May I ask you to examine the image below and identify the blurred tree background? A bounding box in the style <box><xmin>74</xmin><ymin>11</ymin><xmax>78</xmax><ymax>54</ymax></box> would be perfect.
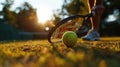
<box><xmin>0</xmin><ymin>0</ymin><xmax>120</xmax><ymax>41</ymax></box>
<box><xmin>0</xmin><ymin>0</ymin><xmax>19</xmax><ymax>40</ymax></box>
<box><xmin>0</xmin><ymin>0</ymin><xmax>47</xmax><ymax>40</ymax></box>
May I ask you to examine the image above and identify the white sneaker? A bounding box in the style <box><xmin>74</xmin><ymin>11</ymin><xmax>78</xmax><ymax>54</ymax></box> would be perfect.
<box><xmin>82</xmin><ymin>29</ymin><xmax>100</xmax><ymax>41</ymax></box>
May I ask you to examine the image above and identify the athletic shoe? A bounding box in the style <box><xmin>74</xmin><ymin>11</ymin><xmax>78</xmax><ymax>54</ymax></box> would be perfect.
<box><xmin>82</xmin><ymin>29</ymin><xmax>100</xmax><ymax>41</ymax></box>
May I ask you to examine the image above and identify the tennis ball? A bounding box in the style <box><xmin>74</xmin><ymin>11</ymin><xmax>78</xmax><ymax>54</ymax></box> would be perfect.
<box><xmin>62</xmin><ymin>31</ymin><xmax>78</xmax><ymax>47</ymax></box>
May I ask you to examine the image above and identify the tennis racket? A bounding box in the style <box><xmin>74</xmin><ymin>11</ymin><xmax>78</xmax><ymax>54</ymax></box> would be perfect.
<box><xmin>48</xmin><ymin>12</ymin><xmax>95</xmax><ymax>43</ymax></box>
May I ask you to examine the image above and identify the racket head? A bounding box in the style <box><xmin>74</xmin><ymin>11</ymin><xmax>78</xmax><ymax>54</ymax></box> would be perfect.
<box><xmin>48</xmin><ymin>15</ymin><xmax>85</xmax><ymax>43</ymax></box>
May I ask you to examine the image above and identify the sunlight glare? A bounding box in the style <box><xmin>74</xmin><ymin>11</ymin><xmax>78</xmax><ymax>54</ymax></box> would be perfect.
<box><xmin>45</xmin><ymin>27</ymin><xmax>50</xmax><ymax>31</ymax></box>
<box><xmin>37</xmin><ymin>9</ymin><xmax>51</xmax><ymax>24</ymax></box>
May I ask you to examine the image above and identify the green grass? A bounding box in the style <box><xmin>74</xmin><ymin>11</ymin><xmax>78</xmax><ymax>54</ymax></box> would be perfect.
<box><xmin>0</xmin><ymin>38</ymin><xmax>120</xmax><ymax>67</ymax></box>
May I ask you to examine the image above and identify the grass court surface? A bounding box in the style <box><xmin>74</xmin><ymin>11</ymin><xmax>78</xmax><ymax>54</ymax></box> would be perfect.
<box><xmin>0</xmin><ymin>37</ymin><xmax>120</xmax><ymax>67</ymax></box>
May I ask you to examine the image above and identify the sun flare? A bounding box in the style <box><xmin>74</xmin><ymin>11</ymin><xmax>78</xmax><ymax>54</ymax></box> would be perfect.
<box><xmin>37</xmin><ymin>8</ymin><xmax>51</xmax><ymax>24</ymax></box>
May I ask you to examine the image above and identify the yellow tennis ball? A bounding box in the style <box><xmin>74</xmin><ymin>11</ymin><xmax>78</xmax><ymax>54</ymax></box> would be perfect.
<box><xmin>62</xmin><ymin>31</ymin><xmax>78</xmax><ymax>47</ymax></box>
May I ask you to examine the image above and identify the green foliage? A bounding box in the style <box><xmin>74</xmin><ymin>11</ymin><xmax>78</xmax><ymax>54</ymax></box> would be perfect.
<box><xmin>0</xmin><ymin>0</ymin><xmax>20</xmax><ymax>41</ymax></box>
<box><xmin>16</xmin><ymin>2</ymin><xmax>38</xmax><ymax>32</ymax></box>
<box><xmin>63</xmin><ymin>0</ymin><xmax>84</xmax><ymax>15</ymax></box>
<box><xmin>17</xmin><ymin>2</ymin><xmax>35</xmax><ymax>11</ymax></box>
<box><xmin>0</xmin><ymin>1</ymin><xmax>42</xmax><ymax>40</ymax></box>
<box><xmin>0</xmin><ymin>0</ymin><xmax>17</xmax><ymax>27</ymax></box>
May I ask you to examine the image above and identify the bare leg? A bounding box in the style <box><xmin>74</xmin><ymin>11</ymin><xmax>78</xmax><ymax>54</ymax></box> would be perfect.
<box><xmin>82</xmin><ymin>0</ymin><xmax>105</xmax><ymax>41</ymax></box>
<box><xmin>89</xmin><ymin>0</ymin><xmax>105</xmax><ymax>31</ymax></box>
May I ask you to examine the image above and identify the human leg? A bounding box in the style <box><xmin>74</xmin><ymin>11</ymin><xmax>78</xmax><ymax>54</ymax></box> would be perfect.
<box><xmin>90</xmin><ymin>0</ymin><xmax>105</xmax><ymax>31</ymax></box>
<box><xmin>82</xmin><ymin>0</ymin><xmax>105</xmax><ymax>40</ymax></box>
